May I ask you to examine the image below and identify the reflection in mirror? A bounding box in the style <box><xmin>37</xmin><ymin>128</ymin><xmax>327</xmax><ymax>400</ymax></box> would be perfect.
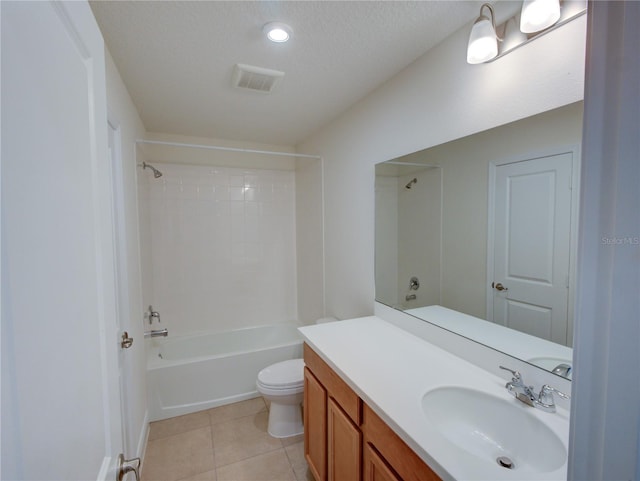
<box><xmin>375</xmin><ymin>102</ymin><xmax>583</xmax><ymax>379</ymax></box>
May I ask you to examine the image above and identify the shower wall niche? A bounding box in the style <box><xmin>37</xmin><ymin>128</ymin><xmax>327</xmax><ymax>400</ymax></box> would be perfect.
<box><xmin>138</xmin><ymin>158</ymin><xmax>298</xmax><ymax>338</ymax></box>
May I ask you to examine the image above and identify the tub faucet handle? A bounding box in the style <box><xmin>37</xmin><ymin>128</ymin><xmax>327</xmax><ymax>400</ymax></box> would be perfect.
<box><xmin>147</xmin><ymin>305</ymin><xmax>160</xmax><ymax>324</ymax></box>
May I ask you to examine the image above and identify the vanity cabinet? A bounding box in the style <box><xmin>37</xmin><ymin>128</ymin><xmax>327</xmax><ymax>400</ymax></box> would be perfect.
<box><xmin>328</xmin><ymin>397</ymin><xmax>362</xmax><ymax>480</ymax></box>
<box><xmin>363</xmin><ymin>443</ymin><xmax>401</xmax><ymax>481</ymax></box>
<box><xmin>363</xmin><ymin>404</ymin><xmax>440</xmax><ymax>481</ymax></box>
<box><xmin>304</xmin><ymin>366</ymin><xmax>327</xmax><ymax>481</ymax></box>
<box><xmin>303</xmin><ymin>342</ymin><xmax>440</xmax><ymax>481</ymax></box>
<box><xmin>304</xmin><ymin>343</ymin><xmax>362</xmax><ymax>481</ymax></box>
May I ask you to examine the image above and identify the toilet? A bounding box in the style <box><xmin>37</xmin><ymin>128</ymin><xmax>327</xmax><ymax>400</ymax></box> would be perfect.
<box><xmin>256</xmin><ymin>358</ymin><xmax>305</xmax><ymax>438</ymax></box>
<box><xmin>256</xmin><ymin>317</ymin><xmax>336</xmax><ymax>438</ymax></box>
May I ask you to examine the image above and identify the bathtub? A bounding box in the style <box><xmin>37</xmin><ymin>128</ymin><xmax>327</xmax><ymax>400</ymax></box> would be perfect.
<box><xmin>146</xmin><ymin>322</ymin><xmax>303</xmax><ymax>421</ymax></box>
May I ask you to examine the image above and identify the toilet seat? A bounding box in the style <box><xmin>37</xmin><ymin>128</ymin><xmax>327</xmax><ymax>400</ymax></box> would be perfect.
<box><xmin>257</xmin><ymin>358</ymin><xmax>304</xmax><ymax>390</ymax></box>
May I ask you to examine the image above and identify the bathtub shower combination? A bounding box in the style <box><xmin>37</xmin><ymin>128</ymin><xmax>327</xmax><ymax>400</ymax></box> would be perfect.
<box><xmin>137</xmin><ymin>151</ymin><xmax>319</xmax><ymax>422</ymax></box>
<box><xmin>146</xmin><ymin>323</ymin><xmax>303</xmax><ymax>421</ymax></box>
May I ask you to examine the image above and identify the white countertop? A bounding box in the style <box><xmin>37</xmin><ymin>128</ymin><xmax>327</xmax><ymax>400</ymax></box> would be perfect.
<box><xmin>299</xmin><ymin>316</ymin><xmax>570</xmax><ymax>481</ymax></box>
<box><xmin>405</xmin><ymin>305</ymin><xmax>573</xmax><ymax>375</ymax></box>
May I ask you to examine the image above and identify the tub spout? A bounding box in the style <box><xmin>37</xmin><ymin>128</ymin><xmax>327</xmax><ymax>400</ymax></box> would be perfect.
<box><xmin>145</xmin><ymin>328</ymin><xmax>168</xmax><ymax>339</ymax></box>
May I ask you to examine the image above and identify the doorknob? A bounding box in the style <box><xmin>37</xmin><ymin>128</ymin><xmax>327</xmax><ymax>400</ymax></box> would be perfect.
<box><xmin>121</xmin><ymin>332</ymin><xmax>134</xmax><ymax>349</ymax></box>
<box><xmin>492</xmin><ymin>282</ymin><xmax>509</xmax><ymax>291</ymax></box>
<box><xmin>117</xmin><ymin>453</ymin><xmax>140</xmax><ymax>481</ymax></box>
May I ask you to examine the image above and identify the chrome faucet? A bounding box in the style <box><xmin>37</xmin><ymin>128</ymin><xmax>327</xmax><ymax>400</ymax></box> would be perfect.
<box><xmin>144</xmin><ymin>328</ymin><xmax>168</xmax><ymax>339</ymax></box>
<box><xmin>499</xmin><ymin>366</ymin><xmax>570</xmax><ymax>413</ymax></box>
<box><xmin>551</xmin><ymin>363</ymin><xmax>572</xmax><ymax>378</ymax></box>
<box><xmin>499</xmin><ymin>366</ymin><xmax>537</xmax><ymax>407</ymax></box>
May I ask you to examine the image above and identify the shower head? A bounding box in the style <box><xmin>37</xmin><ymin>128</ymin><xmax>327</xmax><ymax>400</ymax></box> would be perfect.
<box><xmin>405</xmin><ymin>178</ymin><xmax>417</xmax><ymax>189</ymax></box>
<box><xmin>142</xmin><ymin>161</ymin><xmax>163</xmax><ymax>178</ymax></box>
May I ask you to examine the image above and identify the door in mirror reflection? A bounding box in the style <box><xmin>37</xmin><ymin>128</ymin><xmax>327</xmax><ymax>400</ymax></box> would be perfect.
<box><xmin>489</xmin><ymin>152</ymin><xmax>574</xmax><ymax>345</ymax></box>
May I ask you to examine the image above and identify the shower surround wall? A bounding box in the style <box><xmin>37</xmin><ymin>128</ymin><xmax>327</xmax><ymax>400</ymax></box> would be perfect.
<box><xmin>142</xmin><ymin>162</ymin><xmax>297</xmax><ymax>337</ymax></box>
<box><xmin>375</xmin><ymin>169</ymin><xmax>442</xmax><ymax>309</ymax></box>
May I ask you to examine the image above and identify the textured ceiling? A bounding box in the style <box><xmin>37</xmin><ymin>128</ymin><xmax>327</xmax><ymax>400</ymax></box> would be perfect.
<box><xmin>91</xmin><ymin>1</ymin><xmax>483</xmax><ymax>146</ymax></box>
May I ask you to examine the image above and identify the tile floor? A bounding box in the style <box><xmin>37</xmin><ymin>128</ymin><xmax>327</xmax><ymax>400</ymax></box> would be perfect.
<box><xmin>141</xmin><ymin>397</ymin><xmax>313</xmax><ymax>481</ymax></box>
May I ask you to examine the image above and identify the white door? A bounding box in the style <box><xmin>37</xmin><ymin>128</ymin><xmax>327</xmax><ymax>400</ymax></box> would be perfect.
<box><xmin>1</xmin><ymin>1</ymin><xmax>127</xmax><ymax>479</ymax></box>
<box><xmin>488</xmin><ymin>152</ymin><xmax>574</xmax><ymax>344</ymax></box>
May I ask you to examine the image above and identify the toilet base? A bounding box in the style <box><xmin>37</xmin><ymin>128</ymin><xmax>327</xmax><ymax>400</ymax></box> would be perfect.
<box><xmin>267</xmin><ymin>402</ymin><xmax>303</xmax><ymax>438</ymax></box>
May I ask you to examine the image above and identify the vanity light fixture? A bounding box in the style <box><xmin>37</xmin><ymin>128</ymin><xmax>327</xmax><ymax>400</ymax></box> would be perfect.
<box><xmin>520</xmin><ymin>0</ymin><xmax>561</xmax><ymax>33</ymax></box>
<box><xmin>467</xmin><ymin>3</ymin><xmax>501</xmax><ymax>64</ymax></box>
<box><xmin>263</xmin><ymin>22</ymin><xmax>292</xmax><ymax>43</ymax></box>
<box><xmin>502</xmin><ymin>16</ymin><xmax>528</xmax><ymax>53</ymax></box>
<box><xmin>467</xmin><ymin>0</ymin><xmax>584</xmax><ymax>64</ymax></box>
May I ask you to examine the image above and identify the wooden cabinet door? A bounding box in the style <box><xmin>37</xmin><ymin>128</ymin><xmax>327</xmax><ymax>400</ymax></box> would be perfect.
<box><xmin>328</xmin><ymin>398</ymin><xmax>362</xmax><ymax>481</ymax></box>
<box><xmin>305</xmin><ymin>367</ymin><xmax>327</xmax><ymax>481</ymax></box>
<box><xmin>363</xmin><ymin>404</ymin><xmax>441</xmax><ymax>481</ymax></box>
<box><xmin>363</xmin><ymin>443</ymin><xmax>402</xmax><ymax>481</ymax></box>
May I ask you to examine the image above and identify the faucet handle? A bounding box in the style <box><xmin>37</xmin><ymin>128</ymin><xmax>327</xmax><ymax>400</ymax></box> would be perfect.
<box><xmin>535</xmin><ymin>385</ymin><xmax>571</xmax><ymax>413</ymax></box>
<box><xmin>539</xmin><ymin>384</ymin><xmax>571</xmax><ymax>401</ymax></box>
<box><xmin>499</xmin><ymin>365</ymin><xmax>522</xmax><ymax>382</ymax></box>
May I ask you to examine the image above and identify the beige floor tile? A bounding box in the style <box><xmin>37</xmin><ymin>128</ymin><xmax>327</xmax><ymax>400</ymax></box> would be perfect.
<box><xmin>148</xmin><ymin>411</ymin><xmax>211</xmax><ymax>441</ymax></box>
<box><xmin>208</xmin><ymin>397</ymin><xmax>266</xmax><ymax>425</ymax></box>
<box><xmin>284</xmin><ymin>441</ymin><xmax>312</xmax><ymax>481</ymax></box>
<box><xmin>280</xmin><ymin>433</ymin><xmax>304</xmax><ymax>447</ymax></box>
<box><xmin>176</xmin><ymin>469</ymin><xmax>217</xmax><ymax>481</ymax></box>
<box><xmin>216</xmin><ymin>449</ymin><xmax>296</xmax><ymax>481</ymax></box>
<box><xmin>293</xmin><ymin>466</ymin><xmax>315</xmax><ymax>481</ymax></box>
<box><xmin>212</xmin><ymin>411</ymin><xmax>282</xmax><ymax>466</ymax></box>
<box><xmin>143</xmin><ymin>426</ymin><xmax>215</xmax><ymax>481</ymax></box>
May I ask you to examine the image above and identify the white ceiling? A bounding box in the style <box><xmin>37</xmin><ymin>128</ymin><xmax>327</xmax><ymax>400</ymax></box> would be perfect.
<box><xmin>90</xmin><ymin>1</ymin><xmax>483</xmax><ymax>146</ymax></box>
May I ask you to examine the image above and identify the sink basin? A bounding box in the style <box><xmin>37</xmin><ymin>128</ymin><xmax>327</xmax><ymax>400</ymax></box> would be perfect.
<box><xmin>421</xmin><ymin>386</ymin><xmax>566</xmax><ymax>474</ymax></box>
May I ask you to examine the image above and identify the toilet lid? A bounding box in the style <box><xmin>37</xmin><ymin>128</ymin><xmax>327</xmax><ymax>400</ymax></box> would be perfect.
<box><xmin>257</xmin><ymin>358</ymin><xmax>304</xmax><ymax>389</ymax></box>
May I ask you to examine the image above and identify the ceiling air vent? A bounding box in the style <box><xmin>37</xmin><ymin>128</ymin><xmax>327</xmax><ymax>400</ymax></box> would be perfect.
<box><xmin>232</xmin><ymin>64</ymin><xmax>284</xmax><ymax>93</ymax></box>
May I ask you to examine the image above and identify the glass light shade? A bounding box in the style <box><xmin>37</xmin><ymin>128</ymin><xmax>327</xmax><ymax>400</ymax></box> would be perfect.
<box><xmin>520</xmin><ymin>0</ymin><xmax>561</xmax><ymax>33</ymax></box>
<box><xmin>467</xmin><ymin>17</ymin><xmax>498</xmax><ymax>64</ymax></box>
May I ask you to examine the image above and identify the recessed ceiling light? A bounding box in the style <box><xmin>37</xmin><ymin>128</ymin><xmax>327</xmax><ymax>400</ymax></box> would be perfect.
<box><xmin>263</xmin><ymin>22</ymin><xmax>292</xmax><ymax>43</ymax></box>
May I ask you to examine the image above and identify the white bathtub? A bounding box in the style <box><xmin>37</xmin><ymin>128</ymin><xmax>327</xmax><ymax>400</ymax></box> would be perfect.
<box><xmin>146</xmin><ymin>323</ymin><xmax>303</xmax><ymax>421</ymax></box>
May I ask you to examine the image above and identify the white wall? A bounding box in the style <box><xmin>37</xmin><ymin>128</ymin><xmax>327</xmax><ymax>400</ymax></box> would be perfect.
<box><xmin>374</xmin><ymin>175</ymin><xmax>399</xmax><ymax>306</ymax></box>
<box><xmin>298</xmin><ymin>13</ymin><xmax>586</xmax><ymax>321</ymax></box>
<box><xmin>295</xmin><ymin>158</ymin><xmax>325</xmax><ymax>324</ymax></box>
<box><xmin>415</xmin><ymin>102</ymin><xmax>583</xmax><ymax>320</ymax></box>
<box><xmin>136</xmin><ymin>133</ymin><xmax>325</xmax><ymax>328</ymax></box>
<box><xmin>142</xmin><ymin>162</ymin><xmax>298</xmax><ymax>337</ymax></box>
<box><xmin>376</xmin><ymin>168</ymin><xmax>442</xmax><ymax>309</ymax></box>
<box><xmin>397</xmin><ymin>169</ymin><xmax>442</xmax><ymax>308</ymax></box>
<box><xmin>569</xmin><ymin>2</ymin><xmax>640</xmax><ymax>478</ymax></box>
<box><xmin>105</xmin><ymin>50</ymin><xmax>150</xmax><ymax>458</ymax></box>
<box><xmin>141</xmin><ymin>132</ymin><xmax>296</xmax><ymax>170</ymax></box>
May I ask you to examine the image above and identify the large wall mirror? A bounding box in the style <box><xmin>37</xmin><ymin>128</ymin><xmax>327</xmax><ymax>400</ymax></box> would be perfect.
<box><xmin>375</xmin><ymin>101</ymin><xmax>583</xmax><ymax>379</ymax></box>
